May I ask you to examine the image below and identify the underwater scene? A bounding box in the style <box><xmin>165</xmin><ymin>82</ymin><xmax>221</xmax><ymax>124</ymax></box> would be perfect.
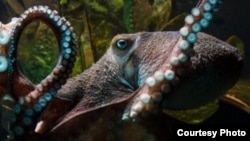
<box><xmin>0</xmin><ymin>0</ymin><xmax>249</xmax><ymax>140</ymax></box>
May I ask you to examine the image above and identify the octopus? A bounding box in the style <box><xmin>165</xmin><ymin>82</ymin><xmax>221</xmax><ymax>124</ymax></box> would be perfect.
<box><xmin>0</xmin><ymin>0</ymin><xmax>244</xmax><ymax>141</ymax></box>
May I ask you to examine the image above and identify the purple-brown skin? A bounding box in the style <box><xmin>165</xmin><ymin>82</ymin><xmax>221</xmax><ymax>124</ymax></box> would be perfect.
<box><xmin>0</xmin><ymin>18</ymin><xmax>35</xmax><ymax>97</ymax></box>
<box><xmin>27</xmin><ymin>31</ymin><xmax>242</xmax><ymax>141</ymax></box>
<box><xmin>3</xmin><ymin>1</ymin><xmax>242</xmax><ymax>140</ymax></box>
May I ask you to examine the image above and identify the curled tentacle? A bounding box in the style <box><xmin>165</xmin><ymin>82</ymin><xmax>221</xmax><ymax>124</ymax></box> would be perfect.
<box><xmin>7</xmin><ymin>5</ymin><xmax>77</xmax><ymax>138</ymax></box>
<box><xmin>124</xmin><ymin>0</ymin><xmax>222</xmax><ymax>120</ymax></box>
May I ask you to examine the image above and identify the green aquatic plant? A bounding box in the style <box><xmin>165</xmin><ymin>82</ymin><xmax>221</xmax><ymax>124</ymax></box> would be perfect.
<box><xmin>110</xmin><ymin>0</ymin><xmax>123</xmax><ymax>12</ymax></box>
<box><xmin>88</xmin><ymin>1</ymin><xmax>108</xmax><ymax>14</ymax></box>
<box><xmin>60</xmin><ymin>0</ymin><xmax>68</xmax><ymax>5</ymax></box>
<box><xmin>226</xmin><ymin>80</ymin><xmax>250</xmax><ymax>113</ymax></box>
<box><xmin>164</xmin><ymin>101</ymin><xmax>219</xmax><ymax>124</ymax></box>
<box><xmin>226</xmin><ymin>35</ymin><xmax>245</xmax><ymax>57</ymax></box>
<box><xmin>161</xmin><ymin>13</ymin><xmax>187</xmax><ymax>31</ymax></box>
<box><xmin>123</xmin><ymin>0</ymin><xmax>134</xmax><ymax>33</ymax></box>
<box><xmin>18</xmin><ymin>22</ymin><xmax>58</xmax><ymax>84</ymax></box>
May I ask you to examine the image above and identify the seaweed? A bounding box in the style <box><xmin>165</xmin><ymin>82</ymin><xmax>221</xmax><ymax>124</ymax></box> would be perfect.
<box><xmin>123</xmin><ymin>0</ymin><xmax>134</xmax><ymax>33</ymax></box>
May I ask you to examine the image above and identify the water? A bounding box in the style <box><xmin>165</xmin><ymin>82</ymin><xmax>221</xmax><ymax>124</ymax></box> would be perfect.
<box><xmin>0</xmin><ymin>0</ymin><xmax>249</xmax><ymax>140</ymax></box>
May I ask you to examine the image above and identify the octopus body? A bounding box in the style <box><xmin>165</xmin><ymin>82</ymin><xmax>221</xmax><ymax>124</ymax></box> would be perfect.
<box><xmin>0</xmin><ymin>0</ymin><xmax>244</xmax><ymax>141</ymax></box>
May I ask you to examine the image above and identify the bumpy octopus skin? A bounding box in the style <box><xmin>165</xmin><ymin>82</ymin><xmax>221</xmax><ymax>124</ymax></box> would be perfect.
<box><xmin>0</xmin><ymin>0</ymin><xmax>244</xmax><ymax>141</ymax></box>
<box><xmin>35</xmin><ymin>1</ymin><xmax>241</xmax><ymax>140</ymax></box>
<box><xmin>40</xmin><ymin>31</ymin><xmax>241</xmax><ymax>140</ymax></box>
<box><xmin>3</xmin><ymin>5</ymin><xmax>77</xmax><ymax>139</ymax></box>
<box><xmin>0</xmin><ymin>18</ymin><xmax>20</xmax><ymax>95</ymax></box>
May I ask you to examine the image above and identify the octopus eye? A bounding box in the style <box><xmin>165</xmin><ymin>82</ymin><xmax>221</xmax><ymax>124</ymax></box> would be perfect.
<box><xmin>116</xmin><ymin>39</ymin><xmax>128</xmax><ymax>50</ymax></box>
